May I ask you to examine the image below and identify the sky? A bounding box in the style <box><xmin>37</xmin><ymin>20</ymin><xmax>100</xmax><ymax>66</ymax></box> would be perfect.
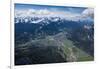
<box><xmin>15</xmin><ymin>3</ymin><xmax>86</xmax><ymax>13</ymax></box>
<box><xmin>15</xmin><ymin>3</ymin><xmax>94</xmax><ymax>21</ymax></box>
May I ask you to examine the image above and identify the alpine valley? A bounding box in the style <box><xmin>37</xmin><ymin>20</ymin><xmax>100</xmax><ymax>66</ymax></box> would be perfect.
<box><xmin>14</xmin><ymin>4</ymin><xmax>94</xmax><ymax>65</ymax></box>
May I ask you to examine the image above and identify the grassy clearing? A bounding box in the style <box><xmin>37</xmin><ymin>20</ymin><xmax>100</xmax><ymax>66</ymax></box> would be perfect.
<box><xmin>62</xmin><ymin>39</ymin><xmax>94</xmax><ymax>62</ymax></box>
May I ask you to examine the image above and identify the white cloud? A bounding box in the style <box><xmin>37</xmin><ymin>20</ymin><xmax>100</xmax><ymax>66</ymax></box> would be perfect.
<box><xmin>15</xmin><ymin>9</ymin><xmax>52</xmax><ymax>17</ymax></box>
<box><xmin>15</xmin><ymin>9</ymin><xmax>80</xmax><ymax>17</ymax></box>
<box><xmin>82</xmin><ymin>8</ymin><xmax>94</xmax><ymax>18</ymax></box>
<box><xmin>15</xmin><ymin>8</ymin><xmax>94</xmax><ymax>21</ymax></box>
<box><xmin>15</xmin><ymin>10</ymin><xmax>29</xmax><ymax>17</ymax></box>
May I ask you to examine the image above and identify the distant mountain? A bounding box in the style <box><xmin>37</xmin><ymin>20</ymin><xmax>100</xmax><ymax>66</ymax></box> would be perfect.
<box><xmin>15</xmin><ymin>16</ymin><xmax>93</xmax><ymax>24</ymax></box>
<box><xmin>15</xmin><ymin>15</ymin><xmax>94</xmax><ymax>65</ymax></box>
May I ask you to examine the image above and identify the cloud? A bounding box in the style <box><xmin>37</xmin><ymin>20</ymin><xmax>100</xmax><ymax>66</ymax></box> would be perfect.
<box><xmin>15</xmin><ymin>10</ymin><xmax>29</xmax><ymax>17</ymax></box>
<box><xmin>15</xmin><ymin>8</ymin><xmax>80</xmax><ymax>18</ymax></box>
<box><xmin>82</xmin><ymin>8</ymin><xmax>94</xmax><ymax>18</ymax></box>
<box><xmin>28</xmin><ymin>9</ymin><xmax>52</xmax><ymax>15</ymax></box>
<box><xmin>15</xmin><ymin>9</ymin><xmax>52</xmax><ymax>17</ymax></box>
<box><xmin>15</xmin><ymin>8</ymin><xmax>94</xmax><ymax>21</ymax></box>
